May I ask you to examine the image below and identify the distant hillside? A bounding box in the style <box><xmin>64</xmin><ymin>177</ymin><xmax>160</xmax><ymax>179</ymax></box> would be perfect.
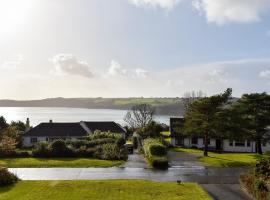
<box><xmin>0</xmin><ymin>98</ymin><xmax>186</xmax><ymax>115</ymax></box>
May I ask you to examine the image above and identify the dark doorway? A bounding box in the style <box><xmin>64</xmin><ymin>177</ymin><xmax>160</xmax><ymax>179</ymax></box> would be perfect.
<box><xmin>216</xmin><ymin>139</ymin><xmax>222</xmax><ymax>150</ymax></box>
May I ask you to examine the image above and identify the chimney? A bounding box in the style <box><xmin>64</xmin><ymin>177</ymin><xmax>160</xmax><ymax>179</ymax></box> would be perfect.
<box><xmin>26</xmin><ymin>118</ymin><xmax>30</xmax><ymax>131</ymax></box>
<box><xmin>49</xmin><ymin>119</ymin><xmax>53</xmax><ymax>123</ymax></box>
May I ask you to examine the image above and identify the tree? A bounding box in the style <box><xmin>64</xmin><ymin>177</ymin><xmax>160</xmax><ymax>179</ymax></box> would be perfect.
<box><xmin>136</xmin><ymin>121</ymin><xmax>163</xmax><ymax>138</ymax></box>
<box><xmin>10</xmin><ymin>121</ymin><xmax>26</xmax><ymax>132</ymax></box>
<box><xmin>184</xmin><ymin>88</ymin><xmax>232</xmax><ymax>156</ymax></box>
<box><xmin>0</xmin><ymin>135</ymin><xmax>17</xmax><ymax>155</ymax></box>
<box><xmin>0</xmin><ymin>116</ymin><xmax>8</xmax><ymax>131</ymax></box>
<box><xmin>233</xmin><ymin>93</ymin><xmax>270</xmax><ymax>154</ymax></box>
<box><xmin>182</xmin><ymin>90</ymin><xmax>206</xmax><ymax>111</ymax></box>
<box><xmin>124</xmin><ymin>104</ymin><xmax>155</xmax><ymax>129</ymax></box>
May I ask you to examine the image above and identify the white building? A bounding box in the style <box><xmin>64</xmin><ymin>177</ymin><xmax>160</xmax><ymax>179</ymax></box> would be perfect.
<box><xmin>170</xmin><ymin>117</ymin><xmax>270</xmax><ymax>153</ymax></box>
<box><xmin>22</xmin><ymin>121</ymin><xmax>126</xmax><ymax>147</ymax></box>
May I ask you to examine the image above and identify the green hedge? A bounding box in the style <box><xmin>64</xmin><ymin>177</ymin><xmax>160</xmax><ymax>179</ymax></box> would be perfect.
<box><xmin>143</xmin><ymin>138</ymin><xmax>168</xmax><ymax>169</ymax></box>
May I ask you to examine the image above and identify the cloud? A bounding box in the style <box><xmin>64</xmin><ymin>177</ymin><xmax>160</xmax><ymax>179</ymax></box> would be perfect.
<box><xmin>259</xmin><ymin>70</ymin><xmax>270</xmax><ymax>78</ymax></box>
<box><xmin>1</xmin><ymin>54</ymin><xmax>24</xmax><ymax>70</ymax></box>
<box><xmin>192</xmin><ymin>0</ymin><xmax>270</xmax><ymax>25</ymax></box>
<box><xmin>107</xmin><ymin>60</ymin><xmax>148</xmax><ymax>78</ymax></box>
<box><xmin>50</xmin><ymin>54</ymin><xmax>93</xmax><ymax>78</ymax></box>
<box><xmin>128</xmin><ymin>0</ymin><xmax>181</xmax><ymax>10</ymax></box>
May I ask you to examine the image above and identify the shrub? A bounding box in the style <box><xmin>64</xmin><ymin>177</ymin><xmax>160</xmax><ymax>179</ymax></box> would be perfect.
<box><xmin>50</xmin><ymin>140</ymin><xmax>74</xmax><ymax>157</ymax></box>
<box><xmin>132</xmin><ymin>137</ymin><xmax>138</xmax><ymax>149</ymax></box>
<box><xmin>149</xmin><ymin>144</ymin><xmax>167</xmax><ymax>157</ymax></box>
<box><xmin>254</xmin><ymin>179</ymin><xmax>268</xmax><ymax>192</ymax></box>
<box><xmin>86</xmin><ymin>138</ymin><xmax>115</xmax><ymax>148</ymax></box>
<box><xmin>66</xmin><ymin>140</ymin><xmax>87</xmax><ymax>149</ymax></box>
<box><xmin>149</xmin><ymin>156</ymin><xmax>169</xmax><ymax>169</ymax></box>
<box><xmin>95</xmin><ymin>144</ymin><xmax>120</xmax><ymax>160</ymax></box>
<box><xmin>88</xmin><ymin>131</ymin><xmax>122</xmax><ymax>140</ymax></box>
<box><xmin>32</xmin><ymin>142</ymin><xmax>51</xmax><ymax>157</ymax></box>
<box><xmin>0</xmin><ymin>135</ymin><xmax>17</xmax><ymax>155</ymax></box>
<box><xmin>0</xmin><ymin>167</ymin><xmax>19</xmax><ymax>186</ymax></box>
<box><xmin>142</xmin><ymin>138</ymin><xmax>168</xmax><ymax>169</ymax></box>
<box><xmin>255</xmin><ymin>158</ymin><xmax>270</xmax><ymax>180</ymax></box>
<box><xmin>74</xmin><ymin>146</ymin><xmax>96</xmax><ymax>157</ymax></box>
<box><xmin>116</xmin><ymin>137</ymin><xmax>125</xmax><ymax>148</ymax></box>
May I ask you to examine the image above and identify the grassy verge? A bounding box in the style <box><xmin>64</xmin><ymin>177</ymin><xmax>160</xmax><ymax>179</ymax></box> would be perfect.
<box><xmin>170</xmin><ymin>147</ymin><xmax>269</xmax><ymax>167</ymax></box>
<box><xmin>0</xmin><ymin>180</ymin><xmax>211</xmax><ymax>200</ymax></box>
<box><xmin>0</xmin><ymin>158</ymin><xmax>124</xmax><ymax>168</ymax></box>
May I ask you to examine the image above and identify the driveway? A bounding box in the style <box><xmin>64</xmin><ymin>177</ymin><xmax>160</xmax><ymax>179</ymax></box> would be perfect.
<box><xmin>8</xmin><ymin>151</ymin><xmax>252</xmax><ymax>200</ymax></box>
<box><xmin>168</xmin><ymin>150</ymin><xmax>252</xmax><ymax>200</ymax></box>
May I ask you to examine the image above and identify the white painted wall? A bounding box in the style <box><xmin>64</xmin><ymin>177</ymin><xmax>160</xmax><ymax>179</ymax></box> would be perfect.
<box><xmin>170</xmin><ymin>137</ymin><xmax>270</xmax><ymax>153</ymax></box>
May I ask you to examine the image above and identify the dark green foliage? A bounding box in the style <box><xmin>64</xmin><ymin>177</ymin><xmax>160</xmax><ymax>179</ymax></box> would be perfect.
<box><xmin>116</xmin><ymin>137</ymin><xmax>125</xmax><ymax>148</ymax></box>
<box><xmin>88</xmin><ymin>131</ymin><xmax>122</xmax><ymax>140</ymax></box>
<box><xmin>137</xmin><ymin>121</ymin><xmax>163</xmax><ymax>138</ymax></box>
<box><xmin>254</xmin><ymin>179</ymin><xmax>268</xmax><ymax>192</ymax></box>
<box><xmin>50</xmin><ymin>140</ymin><xmax>74</xmax><ymax>157</ymax></box>
<box><xmin>74</xmin><ymin>146</ymin><xmax>96</xmax><ymax>157</ymax></box>
<box><xmin>232</xmin><ymin>93</ymin><xmax>270</xmax><ymax>154</ymax></box>
<box><xmin>95</xmin><ymin>143</ymin><xmax>128</xmax><ymax>161</ymax></box>
<box><xmin>0</xmin><ymin>150</ymin><xmax>30</xmax><ymax>158</ymax></box>
<box><xmin>184</xmin><ymin>88</ymin><xmax>232</xmax><ymax>156</ymax></box>
<box><xmin>143</xmin><ymin>138</ymin><xmax>168</xmax><ymax>169</ymax></box>
<box><xmin>132</xmin><ymin>136</ymin><xmax>138</xmax><ymax>149</ymax></box>
<box><xmin>32</xmin><ymin>142</ymin><xmax>51</xmax><ymax>157</ymax></box>
<box><xmin>0</xmin><ymin>116</ymin><xmax>8</xmax><ymax>131</ymax></box>
<box><xmin>149</xmin><ymin>144</ymin><xmax>167</xmax><ymax>156</ymax></box>
<box><xmin>149</xmin><ymin>156</ymin><xmax>169</xmax><ymax>170</ymax></box>
<box><xmin>0</xmin><ymin>167</ymin><xmax>19</xmax><ymax>186</ymax></box>
<box><xmin>255</xmin><ymin>158</ymin><xmax>270</xmax><ymax>180</ymax></box>
<box><xmin>10</xmin><ymin>121</ymin><xmax>26</xmax><ymax>132</ymax></box>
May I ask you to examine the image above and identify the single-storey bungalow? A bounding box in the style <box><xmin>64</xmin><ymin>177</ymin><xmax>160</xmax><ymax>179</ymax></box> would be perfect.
<box><xmin>22</xmin><ymin>121</ymin><xmax>126</xmax><ymax>147</ymax></box>
<box><xmin>170</xmin><ymin>117</ymin><xmax>270</xmax><ymax>153</ymax></box>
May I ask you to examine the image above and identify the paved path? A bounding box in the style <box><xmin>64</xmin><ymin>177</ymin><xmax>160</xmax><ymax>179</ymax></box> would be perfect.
<box><xmin>167</xmin><ymin>150</ymin><xmax>251</xmax><ymax>200</ymax></box>
<box><xmin>120</xmin><ymin>152</ymin><xmax>148</xmax><ymax>168</ymax></box>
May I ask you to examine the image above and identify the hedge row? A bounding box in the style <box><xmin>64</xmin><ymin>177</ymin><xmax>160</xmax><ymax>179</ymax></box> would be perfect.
<box><xmin>143</xmin><ymin>138</ymin><xmax>168</xmax><ymax>169</ymax></box>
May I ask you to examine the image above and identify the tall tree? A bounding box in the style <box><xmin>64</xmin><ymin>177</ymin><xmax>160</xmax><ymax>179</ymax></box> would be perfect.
<box><xmin>184</xmin><ymin>88</ymin><xmax>232</xmax><ymax>156</ymax></box>
<box><xmin>233</xmin><ymin>93</ymin><xmax>270</xmax><ymax>154</ymax></box>
<box><xmin>0</xmin><ymin>116</ymin><xmax>8</xmax><ymax>131</ymax></box>
<box><xmin>124</xmin><ymin>104</ymin><xmax>155</xmax><ymax>129</ymax></box>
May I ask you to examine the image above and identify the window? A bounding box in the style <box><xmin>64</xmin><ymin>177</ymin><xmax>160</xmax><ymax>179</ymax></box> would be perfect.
<box><xmin>191</xmin><ymin>137</ymin><xmax>198</xmax><ymax>145</ymax></box>
<box><xmin>247</xmin><ymin>140</ymin><xmax>251</xmax><ymax>147</ymax></box>
<box><xmin>203</xmin><ymin>138</ymin><xmax>210</xmax><ymax>145</ymax></box>
<box><xmin>235</xmin><ymin>140</ymin><xmax>245</xmax><ymax>147</ymax></box>
<box><xmin>229</xmin><ymin>140</ymin><xmax>233</xmax><ymax>146</ymax></box>
<box><xmin>30</xmin><ymin>138</ymin><xmax>37</xmax><ymax>143</ymax></box>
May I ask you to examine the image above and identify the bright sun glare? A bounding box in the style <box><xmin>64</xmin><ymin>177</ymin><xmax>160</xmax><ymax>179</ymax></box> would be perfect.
<box><xmin>0</xmin><ymin>0</ymin><xmax>34</xmax><ymax>36</ymax></box>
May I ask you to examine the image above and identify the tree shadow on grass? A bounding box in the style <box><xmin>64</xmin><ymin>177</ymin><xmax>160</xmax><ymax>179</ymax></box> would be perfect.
<box><xmin>0</xmin><ymin>182</ymin><xmax>17</xmax><ymax>194</ymax></box>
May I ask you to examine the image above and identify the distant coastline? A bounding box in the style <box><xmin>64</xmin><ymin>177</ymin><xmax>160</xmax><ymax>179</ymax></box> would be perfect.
<box><xmin>0</xmin><ymin>98</ymin><xmax>185</xmax><ymax>115</ymax></box>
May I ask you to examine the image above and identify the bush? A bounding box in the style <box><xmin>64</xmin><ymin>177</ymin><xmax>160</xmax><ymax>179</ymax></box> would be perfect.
<box><xmin>66</xmin><ymin>140</ymin><xmax>87</xmax><ymax>149</ymax></box>
<box><xmin>86</xmin><ymin>138</ymin><xmax>115</xmax><ymax>148</ymax></box>
<box><xmin>149</xmin><ymin>156</ymin><xmax>169</xmax><ymax>170</ymax></box>
<box><xmin>116</xmin><ymin>137</ymin><xmax>126</xmax><ymax>148</ymax></box>
<box><xmin>88</xmin><ymin>131</ymin><xmax>122</xmax><ymax>140</ymax></box>
<box><xmin>74</xmin><ymin>146</ymin><xmax>96</xmax><ymax>157</ymax></box>
<box><xmin>132</xmin><ymin>137</ymin><xmax>138</xmax><ymax>149</ymax></box>
<box><xmin>0</xmin><ymin>167</ymin><xmax>19</xmax><ymax>186</ymax></box>
<box><xmin>142</xmin><ymin>138</ymin><xmax>168</xmax><ymax>169</ymax></box>
<box><xmin>95</xmin><ymin>143</ymin><xmax>128</xmax><ymax>161</ymax></box>
<box><xmin>149</xmin><ymin>144</ymin><xmax>167</xmax><ymax>157</ymax></box>
<box><xmin>50</xmin><ymin>140</ymin><xmax>74</xmax><ymax>157</ymax></box>
<box><xmin>255</xmin><ymin>158</ymin><xmax>270</xmax><ymax>180</ymax></box>
<box><xmin>32</xmin><ymin>142</ymin><xmax>51</xmax><ymax>158</ymax></box>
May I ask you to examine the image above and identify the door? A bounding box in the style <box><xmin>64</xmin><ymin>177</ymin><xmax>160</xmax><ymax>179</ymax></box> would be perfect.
<box><xmin>216</xmin><ymin>139</ymin><xmax>222</xmax><ymax>150</ymax></box>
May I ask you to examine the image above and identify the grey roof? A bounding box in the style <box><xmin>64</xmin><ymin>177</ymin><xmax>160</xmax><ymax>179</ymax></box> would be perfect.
<box><xmin>24</xmin><ymin>123</ymin><xmax>88</xmax><ymax>137</ymax></box>
<box><xmin>83</xmin><ymin>121</ymin><xmax>126</xmax><ymax>134</ymax></box>
<box><xmin>23</xmin><ymin>121</ymin><xmax>126</xmax><ymax>137</ymax></box>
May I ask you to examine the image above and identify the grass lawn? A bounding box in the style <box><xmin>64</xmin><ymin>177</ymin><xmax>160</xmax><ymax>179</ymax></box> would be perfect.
<box><xmin>0</xmin><ymin>158</ymin><xmax>124</xmax><ymax>168</ymax></box>
<box><xmin>0</xmin><ymin>180</ymin><xmax>211</xmax><ymax>200</ymax></box>
<box><xmin>170</xmin><ymin>147</ymin><xmax>269</xmax><ymax>167</ymax></box>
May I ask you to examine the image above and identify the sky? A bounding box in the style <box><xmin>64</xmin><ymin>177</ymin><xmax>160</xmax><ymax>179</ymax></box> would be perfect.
<box><xmin>0</xmin><ymin>0</ymin><xmax>270</xmax><ymax>99</ymax></box>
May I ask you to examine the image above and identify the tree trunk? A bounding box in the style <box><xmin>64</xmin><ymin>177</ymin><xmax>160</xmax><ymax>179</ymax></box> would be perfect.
<box><xmin>204</xmin><ymin>132</ymin><xmax>208</xmax><ymax>157</ymax></box>
<box><xmin>256</xmin><ymin>139</ymin><xmax>263</xmax><ymax>155</ymax></box>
